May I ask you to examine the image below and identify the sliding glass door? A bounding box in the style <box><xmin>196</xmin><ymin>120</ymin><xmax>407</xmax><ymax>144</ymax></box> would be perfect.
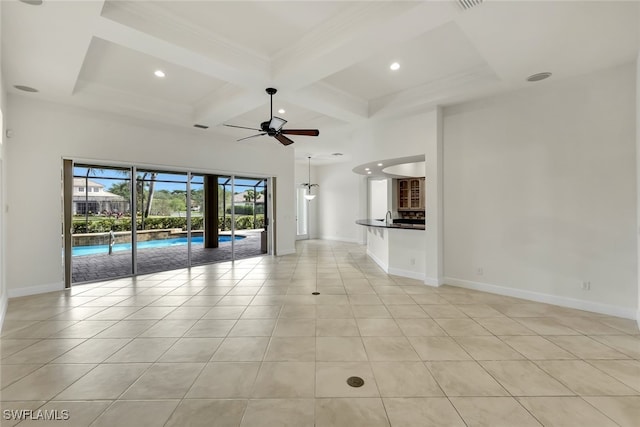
<box><xmin>189</xmin><ymin>174</ymin><xmax>234</xmax><ymax>266</ymax></box>
<box><xmin>69</xmin><ymin>165</ymin><xmax>133</xmax><ymax>283</ymax></box>
<box><xmin>64</xmin><ymin>162</ymin><xmax>272</xmax><ymax>285</ymax></box>
<box><xmin>233</xmin><ymin>177</ymin><xmax>268</xmax><ymax>259</ymax></box>
<box><xmin>135</xmin><ymin>170</ymin><xmax>189</xmax><ymax>275</ymax></box>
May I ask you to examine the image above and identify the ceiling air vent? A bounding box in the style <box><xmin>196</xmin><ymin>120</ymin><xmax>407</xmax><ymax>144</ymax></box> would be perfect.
<box><xmin>193</xmin><ymin>124</ymin><xmax>209</xmax><ymax>129</ymax></box>
<box><xmin>14</xmin><ymin>85</ymin><xmax>38</xmax><ymax>93</ymax></box>
<box><xmin>458</xmin><ymin>0</ymin><xmax>483</xmax><ymax>10</ymax></box>
<box><xmin>526</xmin><ymin>72</ymin><xmax>552</xmax><ymax>82</ymax></box>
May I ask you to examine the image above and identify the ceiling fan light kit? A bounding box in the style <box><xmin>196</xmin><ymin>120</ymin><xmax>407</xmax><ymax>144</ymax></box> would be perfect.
<box><xmin>224</xmin><ymin>88</ymin><xmax>320</xmax><ymax>146</ymax></box>
<box><xmin>267</xmin><ymin>116</ymin><xmax>287</xmax><ymax>131</ymax></box>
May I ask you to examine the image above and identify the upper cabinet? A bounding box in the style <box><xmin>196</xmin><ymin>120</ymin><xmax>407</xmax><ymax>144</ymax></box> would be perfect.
<box><xmin>398</xmin><ymin>178</ymin><xmax>425</xmax><ymax>211</ymax></box>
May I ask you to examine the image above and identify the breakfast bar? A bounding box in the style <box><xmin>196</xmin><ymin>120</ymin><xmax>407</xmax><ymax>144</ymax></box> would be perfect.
<box><xmin>356</xmin><ymin>219</ymin><xmax>426</xmax><ymax>281</ymax></box>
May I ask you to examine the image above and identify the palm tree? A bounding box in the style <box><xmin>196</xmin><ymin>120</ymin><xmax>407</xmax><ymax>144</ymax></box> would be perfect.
<box><xmin>244</xmin><ymin>189</ymin><xmax>255</xmax><ymax>202</ymax></box>
<box><xmin>144</xmin><ymin>172</ymin><xmax>158</xmax><ymax>219</ymax></box>
<box><xmin>137</xmin><ymin>172</ymin><xmax>158</xmax><ymax>229</ymax></box>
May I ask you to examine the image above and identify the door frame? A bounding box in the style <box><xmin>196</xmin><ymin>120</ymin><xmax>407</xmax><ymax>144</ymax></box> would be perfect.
<box><xmin>63</xmin><ymin>159</ymin><xmax>275</xmax><ymax>287</ymax></box>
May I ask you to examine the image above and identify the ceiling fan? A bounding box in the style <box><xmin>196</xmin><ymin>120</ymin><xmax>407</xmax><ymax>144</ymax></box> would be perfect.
<box><xmin>224</xmin><ymin>88</ymin><xmax>320</xmax><ymax>146</ymax></box>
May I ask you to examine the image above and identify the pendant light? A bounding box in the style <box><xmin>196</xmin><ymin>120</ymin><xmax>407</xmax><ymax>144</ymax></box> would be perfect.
<box><xmin>302</xmin><ymin>156</ymin><xmax>318</xmax><ymax>200</ymax></box>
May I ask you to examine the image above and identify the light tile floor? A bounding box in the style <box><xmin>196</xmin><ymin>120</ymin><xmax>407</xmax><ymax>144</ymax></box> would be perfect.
<box><xmin>1</xmin><ymin>240</ymin><xmax>639</xmax><ymax>426</ymax></box>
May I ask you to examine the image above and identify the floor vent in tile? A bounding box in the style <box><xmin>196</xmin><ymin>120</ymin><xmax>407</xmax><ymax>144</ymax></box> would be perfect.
<box><xmin>347</xmin><ymin>376</ymin><xmax>365</xmax><ymax>387</ymax></box>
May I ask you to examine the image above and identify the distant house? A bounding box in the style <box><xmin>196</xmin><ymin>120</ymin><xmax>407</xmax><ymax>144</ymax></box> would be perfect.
<box><xmin>232</xmin><ymin>190</ymin><xmax>265</xmax><ymax>205</ymax></box>
<box><xmin>73</xmin><ymin>178</ymin><xmax>129</xmax><ymax>215</ymax></box>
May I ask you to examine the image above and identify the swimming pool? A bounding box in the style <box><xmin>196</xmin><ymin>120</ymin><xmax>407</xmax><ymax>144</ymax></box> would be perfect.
<box><xmin>72</xmin><ymin>235</ymin><xmax>244</xmax><ymax>256</ymax></box>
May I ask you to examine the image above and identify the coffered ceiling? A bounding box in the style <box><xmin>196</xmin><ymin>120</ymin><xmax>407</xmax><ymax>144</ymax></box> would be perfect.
<box><xmin>2</xmin><ymin>0</ymin><xmax>638</xmax><ymax>161</ymax></box>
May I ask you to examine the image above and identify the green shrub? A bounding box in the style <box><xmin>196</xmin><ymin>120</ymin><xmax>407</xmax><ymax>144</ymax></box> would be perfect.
<box><xmin>236</xmin><ymin>216</ymin><xmax>252</xmax><ymax>229</ymax></box>
<box><xmin>73</xmin><ymin>215</ymin><xmax>263</xmax><ymax>234</ymax></box>
<box><xmin>226</xmin><ymin>205</ymin><xmax>253</xmax><ymax>215</ymax></box>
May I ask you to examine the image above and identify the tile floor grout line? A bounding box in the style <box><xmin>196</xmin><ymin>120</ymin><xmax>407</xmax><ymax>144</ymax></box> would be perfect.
<box><xmin>2</xmin><ymin>239</ymin><xmax>638</xmax><ymax>426</ymax></box>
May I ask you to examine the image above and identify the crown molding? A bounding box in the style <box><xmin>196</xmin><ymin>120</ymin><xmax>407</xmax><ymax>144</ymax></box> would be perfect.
<box><xmin>103</xmin><ymin>1</ymin><xmax>270</xmax><ymax>62</ymax></box>
<box><xmin>73</xmin><ymin>80</ymin><xmax>194</xmax><ymax>126</ymax></box>
<box><xmin>99</xmin><ymin>1</ymin><xmax>269</xmax><ymax>86</ymax></box>
<box><xmin>369</xmin><ymin>64</ymin><xmax>500</xmax><ymax>117</ymax></box>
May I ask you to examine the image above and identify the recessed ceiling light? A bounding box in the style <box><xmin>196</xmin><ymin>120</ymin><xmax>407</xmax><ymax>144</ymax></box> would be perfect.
<box><xmin>367</xmin><ymin>171</ymin><xmax>372</xmax><ymax>174</ymax></box>
<box><xmin>154</xmin><ymin>70</ymin><xmax>166</xmax><ymax>78</ymax></box>
<box><xmin>278</xmin><ymin>108</ymin><xmax>285</xmax><ymax>114</ymax></box>
<box><xmin>14</xmin><ymin>85</ymin><xmax>38</xmax><ymax>93</ymax></box>
<box><xmin>526</xmin><ymin>72</ymin><xmax>552</xmax><ymax>82</ymax></box>
<box><xmin>364</xmin><ymin>168</ymin><xmax>370</xmax><ymax>171</ymax></box>
<box><xmin>377</xmin><ymin>163</ymin><xmax>383</xmax><ymax>166</ymax></box>
<box><xmin>19</xmin><ymin>0</ymin><xmax>43</xmax><ymax>5</ymax></box>
<box><xmin>390</xmin><ymin>62</ymin><xmax>400</xmax><ymax>71</ymax></box>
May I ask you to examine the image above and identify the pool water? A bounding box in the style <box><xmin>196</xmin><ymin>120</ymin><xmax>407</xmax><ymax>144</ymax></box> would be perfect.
<box><xmin>72</xmin><ymin>235</ymin><xmax>244</xmax><ymax>256</ymax></box>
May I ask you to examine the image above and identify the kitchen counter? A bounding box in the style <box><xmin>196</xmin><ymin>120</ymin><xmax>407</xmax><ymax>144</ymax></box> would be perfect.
<box><xmin>356</xmin><ymin>219</ymin><xmax>427</xmax><ymax>281</ymax></box>
<box><xmin>356</xmin><ymin>219</ymin><xmax>425</xmax><ymax>230</ymax></box>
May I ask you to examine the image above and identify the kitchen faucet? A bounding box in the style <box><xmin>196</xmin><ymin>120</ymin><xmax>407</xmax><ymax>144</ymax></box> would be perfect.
<box><xmin>385</xmin><ymin>210</ymin><xmax>392</xmax><ymax>226</ymax></box>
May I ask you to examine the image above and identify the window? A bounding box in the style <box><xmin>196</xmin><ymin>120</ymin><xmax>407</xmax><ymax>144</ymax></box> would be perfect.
<box><xmin>68</xmin><ymin>163</ymin><xmax>271</xmax><ymax>284</ymax></box>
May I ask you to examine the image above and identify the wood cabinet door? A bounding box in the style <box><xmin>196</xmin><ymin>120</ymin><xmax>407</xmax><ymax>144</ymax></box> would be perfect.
<box><xmin>409</xmin><ymin>179</ymin><xmax>421</xmax><ymax>209</ymax></box>
<box><xmin>398</xmin><ymin>179</ymin><xmax>409</xmax><ymax>210</ymax></box>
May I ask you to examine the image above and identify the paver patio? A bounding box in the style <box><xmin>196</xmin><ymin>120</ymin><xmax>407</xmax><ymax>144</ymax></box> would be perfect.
<box><xmin>72</xmin><ymin>230</ymin><xmax>264</xmax><ymax>283</ymax></box>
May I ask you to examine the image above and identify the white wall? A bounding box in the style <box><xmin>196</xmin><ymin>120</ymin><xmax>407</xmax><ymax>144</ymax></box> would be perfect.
<box><xmin>316</xmin><ymin>161</ymin><xmax>367</xmax><ymax>243</ymax></box>
<box><xmin>0</xmin><ymin>0</ymin><xmax>7</xmax><ymax>327</ymax></box>
<box><xmin>388</xmin><ymin>229</ymin><xmax>426</xmax><ymax>280</ymax></box>
<box><xmin>365</xmin><ymin>227</ymin><xmax>389</xmax><ymax>268</ymax></box>
<box><xmin>636</xmin><ymin>51</ymin><xmax>640</xmax><ymax>325</ymax></box>
<box><xmin>316</xmin><ymin>111</ymin><xmax>439</xmax><ymax>246</ymax></box>
<box><xmin>444</xmin><ymin>63</ymin><xmax>637</xmax><ymax>317</ymax></box>
<box><xmin>368</xmin><ymin>179</ymin><xmax>388</xmax><ymax>220</ymax></box>
<box><xmin>5</xmin><ymin>96</ymin><xmax>296</xmax><ymax>296</ymax></box>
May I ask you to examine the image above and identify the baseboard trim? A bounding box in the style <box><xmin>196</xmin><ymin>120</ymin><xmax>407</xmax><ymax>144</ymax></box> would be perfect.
<box><xmin>365</xmin><ymin>250</ymin><xmax>427</xmax><ymax>282</ymax></box>
<box><xmin>388</xmin><ymin>267</ymin><xmax>425</xmax><ymax>281</ymax></box>
<box><xmin>276</xmin><ymin>248</ymin><xmax>296</xmax><ymax>256</ymax></box>
<box><xmin>7</xmin><ymin>282</ymin><xmax>64</xmax><ymax>299</ymax></box>
<box><xmin>0</xmin><ymin>294</ymin><xmax>7</xmax><ymax>332</ymax></box>
<box><xmin>366</xmin><ymin>249</ymin><xmax>388</xmax><ymax>273</ymax></box>
<box><xmin>424</xmin><ymin>277</ymin><xmax>443</xmax><ymax>287</ymax></box>
<box><xmin>320</xmin><ymin>235</ymin><xmax>364</xmax><ymax>244</ymax></box>
<box><xmin>444</xmin><ymin>277</ymin><xmax>636</xmax><ymax>320</ymax></box>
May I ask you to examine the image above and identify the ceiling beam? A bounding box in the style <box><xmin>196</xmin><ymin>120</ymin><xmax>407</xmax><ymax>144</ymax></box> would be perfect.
<box><xmin>93</xmin><ymin>16</ymin><xmax>269</xmax><ymax>89</ymax></box>
<box><xmin>71</xmin><ymin>80</ymin><xmax>194</xmax><ymax>127</ymax></box>
<box><xmin>193</xmin><ymin>84</ymin><xmax>267</xmax><ymax>127</ymax></box>
<box><xmin>271</xmin><ymin>1</ymin><xmax>459</xmax><ymax>90</ymax></box>
<box><xmin>369</xmin><ymin>64</ymin><xmax>501</xmax><ymax>118</ymax></box>
<box><xmin>280</xmin><ymin>83</ymin><xmax>368</xmax><ymax>123</ymax></box>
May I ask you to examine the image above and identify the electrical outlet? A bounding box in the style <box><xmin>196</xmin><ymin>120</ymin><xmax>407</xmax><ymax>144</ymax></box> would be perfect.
<box><xmin>476</xmin><ymin>267</ymin><xmax>483</xmax><ymax>276</ymax></box>
<box><xmin>581</xmin><ymin>281</ymin><xmax>591</xmax><ymax>291</ymax></box>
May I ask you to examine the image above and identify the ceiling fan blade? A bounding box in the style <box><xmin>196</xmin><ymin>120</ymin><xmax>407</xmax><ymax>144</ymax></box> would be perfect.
<box><xmin>224</xmin><ymin>123</ymin><xmax>262</xmax><ymax>131</ymax></box>
<box><xmin>275</xmin><ymin>134</ymin><xmax>295</xmax><ymax>146</ymax></box>
<box><xmin>281</xmin><ymin>129</ymin><xmax>320</xmax><ymax>136</ymax></box>
<box><xmin>237</xmin><ymin>133</ymin><xmax>266</xmax><ymax>142</ymax></box>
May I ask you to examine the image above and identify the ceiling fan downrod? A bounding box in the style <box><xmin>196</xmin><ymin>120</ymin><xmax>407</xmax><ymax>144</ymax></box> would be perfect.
<box><xmin>266</xmin><ymin>87</ymin><xmax>277</xmax><ymax>119</ymax></box>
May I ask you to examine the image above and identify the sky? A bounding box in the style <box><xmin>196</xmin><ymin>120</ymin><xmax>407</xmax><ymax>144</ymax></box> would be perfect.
<box><xmin>73</xmin><ymin>166</ymin><xmax>266</xmax><ymax>193</ymax></box>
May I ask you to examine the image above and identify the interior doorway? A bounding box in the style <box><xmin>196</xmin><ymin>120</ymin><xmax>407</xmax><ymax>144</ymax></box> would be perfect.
<box><xmin>296</xmin><ymin>187</ymin><xmax>309</xmax><ymax>240</ymax></box>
